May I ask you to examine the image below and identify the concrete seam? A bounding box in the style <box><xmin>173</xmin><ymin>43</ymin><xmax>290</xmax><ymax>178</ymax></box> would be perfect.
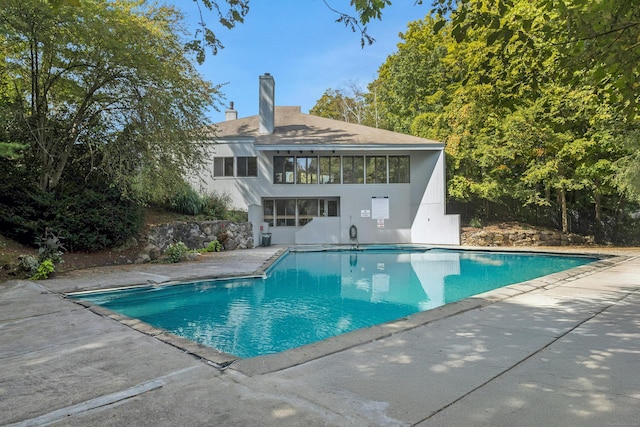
<box><xmin>412</xmin><ymin>287</ymin><xmax>638</xmax><ymax>426</ymax></box>
<box><xmin>6</xmin><ymin>379</ymin><xmax>166</xmax><ymax>427</ymax></box>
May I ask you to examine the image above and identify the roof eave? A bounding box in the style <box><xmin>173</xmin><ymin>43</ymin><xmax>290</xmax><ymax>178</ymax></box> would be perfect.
<box><xmin>253</xmin><ymin>143</ymin><xmax>445</xmax><ymax>151</ymax></box>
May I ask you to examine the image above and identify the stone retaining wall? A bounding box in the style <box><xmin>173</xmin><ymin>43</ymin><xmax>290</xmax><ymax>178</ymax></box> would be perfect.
<box><xmin>137</xmin><ymin>221</ymin><xmax>253</xmax><ymax>263</ymax></box>
<box><xmin>461</xmin><ymin>227</ymin><xmax>594</xmax><ymax>247</ymax></box>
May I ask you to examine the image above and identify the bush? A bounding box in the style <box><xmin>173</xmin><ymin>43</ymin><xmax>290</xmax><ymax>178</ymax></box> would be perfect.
<box><xmin>202</xmin><ymin>191</ymin><xmax>231</xmax><ymax>220</ymax></box>
<box><xmin>17</xmin><ymin>255</ymin><xmax>40</xmax><ymax>276</ymax></box>
<box><xmin>469</xmin><ymin>217</ymin><xmax>483</xmax><ymax>228</ymax></box>
<box><xmin>52</xmin><ymin>187</ymin><xmax>144</xmax><ymax>251</ymax></box>
<box><xmin>35</xmin><ymin>230</ymin><xmax>65</xmax><ymax>263</ymax></box>
<box><xmin>200</xmin><ymin>240</ymin><xmax>221</xmax><ymax>253</ymax></box>
<box><xmin>0</xmin><ymin>180</ymin><xmax>55</xmax><ymax>246</ymax></box>
<box><xmin>170</xmin><ymin>184</ymin><xmax>205</xmax><ymax>215</ymax></box>
<box><xmin>164</xmin><ymin>241</ymin><xmax>189</xmax><ymax>263</ymax></box>
<box><xmin>225</xmin><ymin>209</ymin><xmax>248</xmax><ymax>222</ymax></box>
<box><xmin>0</xmin><ymin>176</ymin><xmax>143</xmax><ymax>252</ymax></box>
<box><xmin>30</xmin><ymin>259</ymin><xmax>55</xmax><ymax>280</ymax></box>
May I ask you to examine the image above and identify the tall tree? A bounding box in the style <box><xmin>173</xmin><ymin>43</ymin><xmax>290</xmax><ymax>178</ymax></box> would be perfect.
<box><xmin>0</xmin><ymin>0</ymin><xmax>219</xmax><ymax>201</ymax></box>
<box><xmin>310</xmin><ymin>83</ymin><xmax>374</xmax><ymax>126</ymax></box>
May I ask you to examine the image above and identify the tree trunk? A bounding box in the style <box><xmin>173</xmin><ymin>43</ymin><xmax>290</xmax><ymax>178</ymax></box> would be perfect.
<box><xmin>594</xmin><ymin>191</ymin><xmax>602</xmax><ymax>223</ymax></box>
<box><xmin>559</xmin><ymin>188</ymin><xmax>568</xmax><ymax>233</ymax></box>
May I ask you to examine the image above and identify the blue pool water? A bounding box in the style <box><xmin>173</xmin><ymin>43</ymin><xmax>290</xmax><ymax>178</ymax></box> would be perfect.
<box><xmin>71</xmin><ymin>249</ymin><xmax>596</xmax><ymax>358</ymax></box>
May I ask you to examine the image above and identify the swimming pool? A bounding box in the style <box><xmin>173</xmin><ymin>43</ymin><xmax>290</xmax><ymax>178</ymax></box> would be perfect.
<box><xmin>71</xmin><ymin>248</ymin><xmax>596</xmax><ymax>358</ymax></box>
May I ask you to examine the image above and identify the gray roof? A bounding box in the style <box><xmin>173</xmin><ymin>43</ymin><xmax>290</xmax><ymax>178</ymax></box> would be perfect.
<box><xmin>212</xmin><ymin>106</ymin><xmax>443</xmax><ymax>149</ymax></box>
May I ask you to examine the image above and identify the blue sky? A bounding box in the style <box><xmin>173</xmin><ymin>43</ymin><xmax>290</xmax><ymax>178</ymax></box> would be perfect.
<box><xmin>179</xmin><ymin>1</ymin><xmax>431</xmax><ymax>123</ymax></box>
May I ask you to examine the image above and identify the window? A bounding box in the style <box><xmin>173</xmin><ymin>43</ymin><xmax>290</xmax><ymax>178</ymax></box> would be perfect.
<box><xmin>297</xmin><ymin>199</ymin><xmax>318</xmax><ymax>225</ymax></box>
<box><xmin>263</xmin><ymin>199</ymin><xmax>274</xmax><ymax>227</ymax></box>
<box><xmin>213</xmin><ymin>157</ymin><xmax>234</xmax><ymax>177</ymax></box>
<box><xmin>342</xmin><ymin>156</ymin><xmax>364</xmax><ymax>184</ymax></box>
<box><xmin>273</xmin><ymin>156</ymin><xmax>295</xmax><ymax>183</ymax></box>
<box><xmin>237</xmin><ymin>157</ymin><xmax>258</xmax><ymax>177</ymax></box>
<box><xmin>389</xmin><ymin>156</ymin><xmax>410</xmax><ymax>183</ymax></box>
<box><xmin>319</xmin><ymin>156</ymin><xmax>341</xmax><ymax>184</ymax></box>
<box><xmin>264</xmin><ymin>198</ymin><xmax>339</xmax><ymax>227</ymax></box>
<box><xmin>275</xmin><ymin>199</ymin><xmax>296</xmax><ymax>226</ymax></box>
<box><xmin>366</xmin><ymin>156</ymin><xmax>387</xmax><ymax>183</ymax></box>
<box><xmin>296</xmin><ymin>156</ymin><xmax>318</xmax><ymax>184</ymax></box>
<box><xmin>272</xmin><ymin>154</ymin><xmax>409</xmax><ymax>185</ymax></box>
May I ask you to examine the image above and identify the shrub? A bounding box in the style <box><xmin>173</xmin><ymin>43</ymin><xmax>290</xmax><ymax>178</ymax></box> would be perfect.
<box><xmin>17</xmin><ymin>255</ymin><xmax>40</xmax><ymax>275</ymax></box>
<box><xmin>0</xmin><ymin>180</ymin><xmax>55</xmax><ymax>246</ymax></box>
<box><xmin>201</xmin><ymin>240</ymin><xmax>221</xmax><ymax>253</ymax></box>
<box><xmin>35</xmin><ymin>230</ymin><xmax>65</xmax><ymax>263</ymax></box>
<box><xmin>52</xmin><ymin>187</ymin><xmax>144</xmax><ymax>251</ymax></box>
<box><xmin>225</xmin><ymin>209</ymin><xmax>248</xmax><ymax>222</ymax></box>
<box><xmin>0</xmin><ymin>176</ymin><xmax>143</xmax><ymax>252</ymax></box>
<box><xmin>202</xmin><ymin>191</ymin><xmax>231</xmax><ymax>220</ymax></box>
<box><xmin>164</xmin><ymin>241</ymin><xmax>189</xmax><ymax>263</ymax></box>
<box><xmin>30</xmin><ymin>259</ymin><xmax>55</xmax><ymax>280</ymax></box>
<box><xmin>170</xmin><ymin>184</ymin><xmax>205</xmax><ymax>215</ymax></box>
<box><xmin>469</xmin><ymin>217</ymin><xmax>483</xmax><ymax>228</ymax></box>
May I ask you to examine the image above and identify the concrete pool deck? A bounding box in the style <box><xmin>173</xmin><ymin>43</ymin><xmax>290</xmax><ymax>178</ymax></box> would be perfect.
<box><xmin>2</xmin><ymin>246</ymin><xmax>639</xmax><ymax>426</ymax></box>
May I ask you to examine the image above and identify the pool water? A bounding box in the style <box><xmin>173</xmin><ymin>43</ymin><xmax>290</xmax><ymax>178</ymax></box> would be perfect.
<box><xmin>71</xmin><ymin>249</ymin><xmax>596</xmax><ymax>358</ymax></box>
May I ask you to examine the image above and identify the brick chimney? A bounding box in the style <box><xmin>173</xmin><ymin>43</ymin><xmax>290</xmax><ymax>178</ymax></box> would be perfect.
<box><xmin>258</xmin><ymin>73</ymin><xmax>275</xmax><ymax>134</ymax></box>
<box><xmin>225</xmin><ymin>101</ymin><xmax>237</xmax><ymax>121</ymax></box>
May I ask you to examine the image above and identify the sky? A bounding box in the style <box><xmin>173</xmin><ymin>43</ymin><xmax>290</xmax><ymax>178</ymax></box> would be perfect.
<box><xmin>179</xmin><ymin>1</ymin><xmax>431</xmax><ymax>123</ymax></box>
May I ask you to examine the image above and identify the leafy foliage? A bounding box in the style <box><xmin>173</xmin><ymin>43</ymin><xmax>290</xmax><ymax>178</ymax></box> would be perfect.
<box><xmin>29</xmin><ymin>259</ymin><xmax>55</xmax><ymax>280</ymax></box>
<box><xmin>164</xmin><ymin>242</ymin><xmax>189</xmax><ymax>263</ymax></box>
<box><xmin>311</xmin><ymin>5</ymin><xmax>639</xmax><ymax>242</ymax></box>
<box><xmin>200</xmin><ymin>240</ymin><xmax>222</xmax><ymax>253</ymax></box>
<box><xmin>0</xmin><ymin>172</ymin><xmax>143</xmax><ymax>251</ymax></box>
<box><xmin>171</xmin><ymin>184</ymin><xmax>207</xmax><ymax>216</ymax></box>
<box><xmin>35</xmin><ymin>230</ymin><xmax>65</xmax><ymax>264</ymax></box>
<box><xmin>202</xmin><ymin>192</ymin><xmax>232</xmax><ymax>220</ymax></box>
<box><xmin>0</xmin><ymin>0</ymin><xmax>218</xmax><ymax>202</ymax></box>
<box><xmin>52</xmin><ymin>187</ymin><xmax>144</xmax><ymax>251</ymax></box>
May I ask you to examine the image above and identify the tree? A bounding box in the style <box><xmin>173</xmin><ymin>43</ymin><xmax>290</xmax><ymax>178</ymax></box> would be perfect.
<box><xmin>371</xmin><ymin>17</ymin><xmax>457</xmax><ymax>134</ymax></box>
<box><xmin>363</xmin><ymin>7</ymin><xmax>637</xmax><ymax>236</ymax></box>
<box><xmin>310</xmin><ymin>83</ymin><xmax>373</xmax><ymax>125</ymax></box>
<box><xmin>430</xmin><ymin>0</ymin><xmax>640</xmax><ymax>114</ymax></box>
<box><xmin>0</xmin><ymin>0</ymin><xmax>219</xmax><ymax>201</ymax></box>
<box><xmin>189</xmin><ymin>0</ymin><xmax>383</xmax><ymax>61</ymax></box>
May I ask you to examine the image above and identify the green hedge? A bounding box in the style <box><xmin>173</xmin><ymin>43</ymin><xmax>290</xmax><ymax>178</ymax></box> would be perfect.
<box><xmin>0</xmin><ymin>181</ymin><xmax>143</xmax><ymax>251</ymax></box>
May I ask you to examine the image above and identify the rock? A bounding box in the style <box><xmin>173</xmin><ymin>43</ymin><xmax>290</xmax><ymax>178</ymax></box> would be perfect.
<box><xmin>135</xmin><ymin>254</ymin><xmax>150</xmax><ymax>264</ymax></box>
<box><xmin>461</xmin><ymin>222</ymin><xmax>594</xmax><ymax>248</ymax></box>
<box><xmin>145</xmin><ymin>221</ymin><xmax>253</xmax><ymax>253</ymax></box>
<box><xmin>114</xmin><ymin>237</ymin><xmax>138</xmax><ymax>252</ymax></box>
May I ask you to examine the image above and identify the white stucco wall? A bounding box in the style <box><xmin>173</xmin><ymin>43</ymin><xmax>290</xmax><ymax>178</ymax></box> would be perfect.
<box><xmin>194</xmin><ymin>140</ymin><xmax>459</xmax><ymax>246</ymax></box>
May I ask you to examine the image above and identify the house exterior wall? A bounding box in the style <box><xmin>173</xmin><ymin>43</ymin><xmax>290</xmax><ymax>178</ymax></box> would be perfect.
<box><xmin>194</xmin><ymin>140</ymin><xmax>460</xmax><ymax>246</ymax></box>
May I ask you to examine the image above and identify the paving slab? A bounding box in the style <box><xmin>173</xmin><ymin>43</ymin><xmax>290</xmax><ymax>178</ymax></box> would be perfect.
<box><xmin>415</xmin><ymin>289</ymin><xmax>640</xmax><ymax>427</ymax></box>
<box><xmin>1</xmin><ymin>248</ymin><xmax>639</xmax><ymax>426</ymax></box>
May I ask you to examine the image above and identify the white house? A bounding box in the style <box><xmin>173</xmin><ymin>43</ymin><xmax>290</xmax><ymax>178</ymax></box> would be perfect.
<box><xmin>196</xmin><ymin>74</ymin><xmax>460</xmax><ymax>246</ymax></box>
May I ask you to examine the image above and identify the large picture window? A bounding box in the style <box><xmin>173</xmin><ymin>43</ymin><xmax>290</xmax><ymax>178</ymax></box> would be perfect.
<box><xmin>366</xmin><ymin>156</ymin><xmax>387</xmax><ymax>184</ymax></box>
<box><xmin>273</xmin><ymin>154</ymin><xmax>409</xmax><ymax>184</ymax></box>
<box><xmin>273</xmin><ymin>156</ymin><xmax>295</xmax><ymax>183</ymax></box>
<box><xmin>389</xmin><ymin>156</ymin><xmax>410</xmax><ymax>183</ymax></box>
<box><xmin>296</xmin><ymin>156</ymin><xmax>318</xmax><ymax>184</ymax></box>
<box><xmin>319</xmin><ymin>156</ymin><xmax>341</xmax><ymax>184</ymax></box>
<box><xmin>342</xmin><ymin>156</ymin><xmax>364</xmax><ymax>184</ymax></box>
